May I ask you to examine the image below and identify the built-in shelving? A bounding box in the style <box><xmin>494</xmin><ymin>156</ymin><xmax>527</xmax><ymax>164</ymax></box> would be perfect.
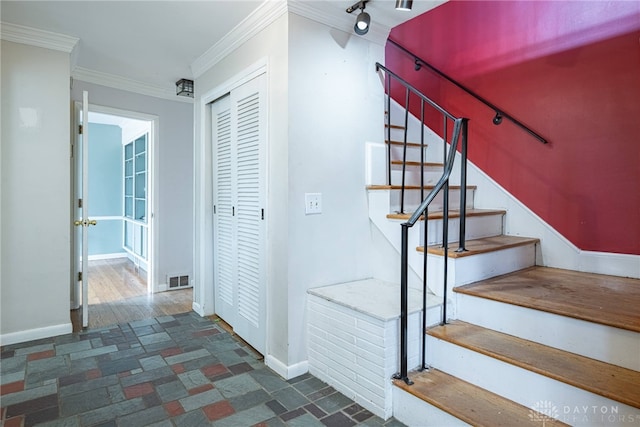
<box><xmin>123</xmin><ymin>134</ymin><xmax>148</xmax><ymax>261</ymax></box>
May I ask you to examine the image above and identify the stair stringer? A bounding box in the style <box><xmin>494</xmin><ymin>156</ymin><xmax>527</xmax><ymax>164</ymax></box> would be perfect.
<box><xmin>387</xmin><ymin>97</ymin><xmax>640</xmax><ymax>279</ymax></box>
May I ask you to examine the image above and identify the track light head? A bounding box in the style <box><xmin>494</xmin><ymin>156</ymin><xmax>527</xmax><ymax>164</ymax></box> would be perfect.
<box><xmin>414</xmin><ymin>60</ymin><xmax>422</xmax><ymax>71</ymax></box>
<box><xmin>354</xmin><ymin>10</ymin><xmax>371</xmax><ymax>35</ymax></box>
<box><xmin>347</xmin><ymin>1</ymin><xmax>371</xmax><ymax>35</ymax></box>
<box><xmin>493</xmin><ymin>112</ymin><xmax>503</xmax><ymax>125</ymax></box>
<box><xmin>395</xmin><ymin>0</ymin><xmax>413</xmax><ymax>11</ymax></box>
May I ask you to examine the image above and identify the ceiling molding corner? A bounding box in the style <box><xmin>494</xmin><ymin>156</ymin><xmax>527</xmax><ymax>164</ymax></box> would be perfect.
<box><xmin>191</xmin><ymin>0</ymin><xmax>288</xmax><ymax>79</ymax></box>
<box><xmin>0</xmin><ymin>21</ymin><xmax>79</xmax><ymax>53</ymax></box>
<box><xmin>72</xmin><ymin>67</ymin><xmax>193</xmax><ymax>104</ymax></box>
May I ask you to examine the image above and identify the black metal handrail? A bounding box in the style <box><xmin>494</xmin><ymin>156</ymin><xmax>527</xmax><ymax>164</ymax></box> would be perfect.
<box><xmin>376</xmin><ymin>62</ymin><xmax>469</xmax><ymax>385</ymax></box>
<box><xmin>388</xmin><ymin>39</ymin><xmax>547</xmax><ymax>145</ymax></box>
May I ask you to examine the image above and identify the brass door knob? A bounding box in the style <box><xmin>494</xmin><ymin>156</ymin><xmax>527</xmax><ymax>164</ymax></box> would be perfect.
<box><xmin>73</xmin><ymin>219</ymin><xmax>98</xmax><ymax>226</ymax></box>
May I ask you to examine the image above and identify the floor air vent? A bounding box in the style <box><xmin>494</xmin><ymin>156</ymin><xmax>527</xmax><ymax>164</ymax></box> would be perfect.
<box><xmin>168</xmin><ymin>275</ymin><xmax>190</xmax><ymax>289</ymax></box>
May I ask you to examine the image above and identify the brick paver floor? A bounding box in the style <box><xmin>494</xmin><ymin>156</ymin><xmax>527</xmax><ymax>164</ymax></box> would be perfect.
<box><xmin>0</xmin><ymin>312</ymin><xmax>406</xmax><ymax>427</ymax></box>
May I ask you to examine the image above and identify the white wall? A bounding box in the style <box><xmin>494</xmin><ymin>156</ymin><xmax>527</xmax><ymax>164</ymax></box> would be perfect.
<box><xmin>193</xmin><ymin>12</ymin><xmax>290</xmax><ymax>367</ymax></box>
<box><xmin>71</xmin><ymin>81</ymin><xmax>195</xmax><ymax>291</ymax></box>
<box><xmin>1</xmin><ymin>40</ymin><xmax>72</xmax><ymax>343</ymax></box>
<box><xmin>194</xmin><ymin>11</ymin><xmax>385</xmax><ymax>376</ymax></box>
<box><xmin>286</xmin><ymin>13</ymin><xmax>384</xmax><ymax>369</ymax></box>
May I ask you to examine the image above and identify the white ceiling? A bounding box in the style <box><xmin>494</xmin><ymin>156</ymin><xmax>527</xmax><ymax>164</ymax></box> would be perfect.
<box><xmin>0</xmin><ymin>0</ymin><xmax>444</xmax><ymax>101</ymax></box>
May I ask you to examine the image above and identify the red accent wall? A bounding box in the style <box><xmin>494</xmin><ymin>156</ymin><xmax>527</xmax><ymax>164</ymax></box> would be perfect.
<box><xmin>387</xmin><ymin>0</ymin><xmax>640</xmax><ymax>255</ymax></box>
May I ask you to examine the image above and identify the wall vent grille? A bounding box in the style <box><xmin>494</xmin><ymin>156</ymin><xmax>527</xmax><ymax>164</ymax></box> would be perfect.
<box><xmin>168</xmin><ymin>275</ymin><xmax>190</xmax><ymax>289</ymax></box>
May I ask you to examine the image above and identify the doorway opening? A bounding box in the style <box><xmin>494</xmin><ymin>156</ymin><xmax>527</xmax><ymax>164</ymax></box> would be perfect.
<box><xmin>71</xmin><ymin>104</ymin><xmax>190</xmax><ymax>330</ymax></box>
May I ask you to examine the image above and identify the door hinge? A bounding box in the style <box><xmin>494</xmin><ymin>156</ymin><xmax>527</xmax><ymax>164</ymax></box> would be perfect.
<box><xmin>78</xmin><ymin>271</ymin><xmax>82</xmax><ymax>281</ymax></box>
<box><xmin>261</xmin><ymin>208</ymin><xmax>264</xmax><ymax>220</ymax></box>
<box><xmin>213</xmin><ymin>205</ymin><xmax>216</xmax><ymax>214</ymax></box>
<box><xmin>78</xmin><ymin>198</ymin><xmax>83</xmax><ymax>208</ymax></box>
<box><xmin>79</xmin><ymin>124</ymin><xmax>83</xmax><ymax>135</ymax></box>
<box><xmin>232</xmin><ymin>206</ymin><xmax>235</xmax><ymax>216</ymax></box>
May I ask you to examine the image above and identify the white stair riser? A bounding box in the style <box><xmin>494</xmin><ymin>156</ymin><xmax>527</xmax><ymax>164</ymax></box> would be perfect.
<box><xmin>391</xmin><ymin>169</ymin><xmax>444</xmax><ymax>187</ymax></box>
<box><xmin>418</xmin><ymin>213</ymin><xmax>503</xmax><ymax>246</ymax></box>
<box><xmin>426</xmin><ymin>243</ymin><xmax>537</xmax><ymax>298</ymax></box>
<box><xmin>389</xmin><ymin>188</ymin><xmax>475</xmax><ymax>213</ymax></box>
<box><xmin>388</xmin><ymin>144</ymin><xmax>428</xmax><ymax>164</ymax></box>
<box><xmin>456</xmin><ymin>293</ymin><xmax>640</xmax><ymax>371</ymax></box>
<box><xmin>392</xmin><ymin>387</ymin><xmax>471</xmax><ymax>427</ymax></box>
<box><xmin>425</xmin><ymin>336</ymin><xmax>639</xmax><ymax>427</ymax></box>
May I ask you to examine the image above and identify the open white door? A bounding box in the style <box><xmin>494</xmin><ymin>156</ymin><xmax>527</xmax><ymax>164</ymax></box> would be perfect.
<box><xmin>73</xmin><ymin>91</ymin><xmax>96</xmax><ymax>328</ymax></box>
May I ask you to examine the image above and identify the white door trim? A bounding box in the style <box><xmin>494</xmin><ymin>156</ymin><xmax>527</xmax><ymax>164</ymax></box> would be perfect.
<box><xmin>70</xmin><ymin>102</ymin><xmax>160</xmax><ymax>297</ymax></box>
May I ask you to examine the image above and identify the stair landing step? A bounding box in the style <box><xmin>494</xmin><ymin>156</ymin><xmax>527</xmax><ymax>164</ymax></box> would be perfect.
<box><xmin>428</xmin><ymin>320</ymin><xmax>640</xmax><ymax>409</ymax></box>
<box><xmin>455</xmin><ymin>266</ymin><xmax>640</xmax><ymax>333</ymax></box>
<box><xmin>387</xmin><ymin>208</ymin><xmax>505</xmax><ymax>221</ymax></box>
<box><xmin>367</xmin><ymin>184</ymin><xmax>477</xmax><ymax>191</ymax></box>
<box><xmin>418</xmin><ymin>235</ymin><xmax>539</xmax><ymax>258</ymax></box>
<box><xmin>394</xmin><ymin>369</ymin><xmax>568</xmax><ymax>426</ymax></box>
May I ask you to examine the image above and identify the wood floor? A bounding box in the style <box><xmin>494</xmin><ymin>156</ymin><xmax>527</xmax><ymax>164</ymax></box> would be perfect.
<box><xmin>71</xmin><ymin>258</ymin><xmax>193</xmax><ymax>332</ymax></box>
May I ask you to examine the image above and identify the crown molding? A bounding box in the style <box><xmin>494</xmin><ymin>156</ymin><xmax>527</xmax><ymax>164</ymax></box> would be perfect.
<box><xmin>191</xmin><ymin>0</ymin><xmax>389</xmax><ymax>78</ymax></box>
<box><xmin>287</xmin><ymin>0</ymin><xmax>390</xmax><ymax>46</ymax></box>
<box><xmin>72</xmin><ymin>67</ymin><xmax>193</xmax><ymax>104</ymax></box>
<box><xmin>0</xmin><ymin>21</ymin><xmax>79</xmax><ymax>53</ymax></box>
<box><xmin>191</xmin><ymin>0</ymin><xmax>288</xmax><ymax>78</ymax></box>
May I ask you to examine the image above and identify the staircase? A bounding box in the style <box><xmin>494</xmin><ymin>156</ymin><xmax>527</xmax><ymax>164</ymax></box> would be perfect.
<box><xmin>370</xmin><ymin>97</ymin><xmax>640</xmax><ymax>426</ymax></box>
<box><xmin>307</xmin><ymin>66</ymin><xmax>640</xmax><ymax>425</ymax></box>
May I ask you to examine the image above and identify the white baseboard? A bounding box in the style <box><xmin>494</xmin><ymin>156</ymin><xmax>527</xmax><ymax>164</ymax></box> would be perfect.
<box><xmin>192</xmin><ymin>302</ymin><xmax>206</xmax><ymax>317</ymax></box>
<box><xmin>0</xmin><ymin>323</ymin><xmax>73</xmax><ymax>346</ymax></box>
<box><xmin>265</xmin><ymin>355</ymin><xmax>309</xmax><ymax>380</ymax></box>
<box><xmin>87</xmin><ymin>252</ymin><xmax>128</xmax><ymax>261</ymax></box>
<box><xmin>576</xmin><ymin>250</ymin><xmax>640</xmax><ymax>279</ymax></box>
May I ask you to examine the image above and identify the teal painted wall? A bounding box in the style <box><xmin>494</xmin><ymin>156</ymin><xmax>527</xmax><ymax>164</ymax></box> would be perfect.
<box><xmin>88</xmin><ymin>123</ymin><xmax>123</xmax><ymax>256</ymax></box>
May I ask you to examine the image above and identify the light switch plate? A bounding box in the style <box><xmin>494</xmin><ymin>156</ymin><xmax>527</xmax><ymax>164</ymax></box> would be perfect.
<box><xmin>305</xmin><ymin>193</ymin><xmax>322</xmax><ymax>215</ymax></box>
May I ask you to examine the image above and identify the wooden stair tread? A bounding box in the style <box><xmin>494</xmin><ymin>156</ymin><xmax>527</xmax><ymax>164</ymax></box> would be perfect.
<box><xmin>387</xmin><ymin>208</ymin><xmax>505</xmax><ymax>221</ymax></box>
<box><xmin>391</xmin><ymin>160</ymin><xmax>443</xmax><ymax>167</ymax></box>
<box><xmin>385</xmin><ymin>123</ymin><xmax>405</xmax><ymax>130</ymax></box>
<box><xmin>455</xmin><ymin>266</ymin><xmax>640</xmax><ymax>333</ymax></box>
<box><xmin>418</xmin><ymin>235</ymin><xmax>539</xmax><ymax>258</ymax></box>
<box><xmin>427</xmin><ymin>321</ymin><xmax>640</xmax><ymax>409</ymax></box>
<box><xmin>386</xmin><ymin>139</ymin><xmax>424</xmax><ymax>147</ymax></box>
<box><xmin>394</xmin><ymin>369</ymin><xmax>568</xmax><ymax>426</ymax></box>
<box><xmin>367</xmin><ymin>184</ymin><xmax>477</xmax><ymax>190</ymax></box>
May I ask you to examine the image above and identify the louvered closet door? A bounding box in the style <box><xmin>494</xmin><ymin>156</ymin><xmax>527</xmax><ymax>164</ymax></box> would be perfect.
<box><xmin>212</xmin><ymin>94</ymin><xmax>236</xmax><ymax>324</ymax></box>
<box><xmin>212</xmin><ymin>74</ymin><xmax>266</xmax><ymax>355</ymax></box>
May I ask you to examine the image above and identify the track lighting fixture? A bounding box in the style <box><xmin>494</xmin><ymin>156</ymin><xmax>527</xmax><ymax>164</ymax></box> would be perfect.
<box><xmin>354</xmin><ymin>9</ymin><xmax>371</xmax><ymax>35</ymax></box>
<box><xmin>346</xmin><ymin>1</ymin><xmax>370</xmax><ymax>36</ymax></box>
<box><xmin>414</xmin><ymin>59</ymin><xmax>422</xmax><ymax>71</ymax></box>
<box><xmin>493</xmin><ymin>112</ymin><xmax>503</xmax><ymax>125</ymax></box>
<box><xmin>395</xmin><ymin>0</ymin><xmax>413</xmax><ymax>11</ymax></box>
